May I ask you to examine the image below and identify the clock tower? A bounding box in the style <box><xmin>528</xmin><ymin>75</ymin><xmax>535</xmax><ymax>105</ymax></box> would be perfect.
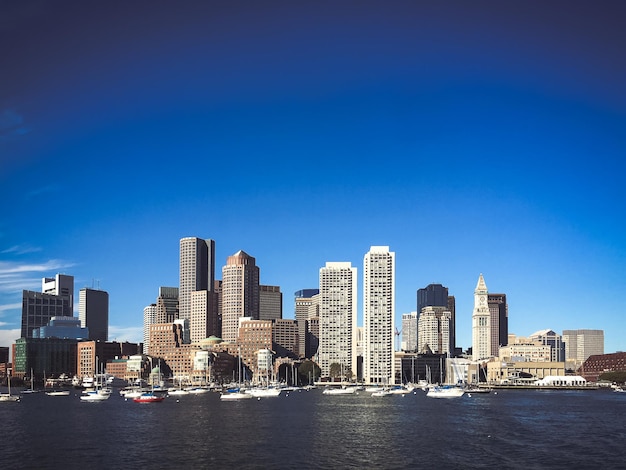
<box><xmin>472</xmin><ymin>273</ymin><xmax>491</xmax><ymax>361</ymax></box>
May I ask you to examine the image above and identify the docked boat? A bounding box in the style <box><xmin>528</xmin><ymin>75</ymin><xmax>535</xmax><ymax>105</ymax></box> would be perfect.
<box><xmin>1</xmin><ymin>377</ymin><xmax>21</xmax><ymax>402</ymax></box>
<box><xmin>167</xmin><ymin>388</ymin><xmax>190</xmax><ymax>396</ymax></box>
<box><xmin>45</xmin><ymin>390</ymin><xmax>71</xmax><ymax>397</ymax></box>
<box><xmin>80</xmin><ymin>390</ymin><xmax>110</xmax><ymax>401</ymax></box>
<box><xmin>426</xmin><ymin>385</ymin><xmax>465</xmax><ymax>399</ymax></box>
<box><xmin>371</xmin><ymin>389</ymin><xmax>392</xmax><ymax>397</ymax></box>
<box><xmin>220</xmin><ymin>390</ymin><xmax>252</xmax><ymax>401</ymax></box>
<box><xmin>245</xmin><ymin>387</ymin><xmax>282</xmax><ymax>398</ymax></box>
<box><xmin>322</xmin><ymin>386</ymin><xmax>357</xmax><ymax>395</ymax></box>
<box><xmin>133</xmin><ymin>392</ymin><xmax>166</xmax><ymax>403</ymax></box>
<box><xmin>186</xmin><ymin>387</ymin><xmax>210</xmax><ymax>394</ymax></box>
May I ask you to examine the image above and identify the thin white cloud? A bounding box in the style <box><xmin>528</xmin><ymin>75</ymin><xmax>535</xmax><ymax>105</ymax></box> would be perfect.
<box><xmin>0</xmin><ymin>328</ymin><xmax>20</xmax><ymax>348</ymax></box>
<box><xmin>1</xmin><ymin>245</ymin><xmax>42</xmax><ymax>255</ymax></box>
<box><xmin>0</xmin><ymin>303</ymin><xmax>21</xmax><ymax>314</ymax></box>
<box><xmin>0</xmin><ymin>259</ymin><xmax>75</xmax><ymax>275</ymax></box>
<box><xmin>109</xmin><ymin>326</ymin><xmax>144</xmax><ymax>345</ymax></box>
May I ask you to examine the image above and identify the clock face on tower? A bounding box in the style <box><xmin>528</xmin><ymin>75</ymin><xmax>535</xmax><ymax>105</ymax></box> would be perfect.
<box><xmin>480</xmin><ymin>295</ymin><xmax>486</xmax><ymax>304</ymax></box>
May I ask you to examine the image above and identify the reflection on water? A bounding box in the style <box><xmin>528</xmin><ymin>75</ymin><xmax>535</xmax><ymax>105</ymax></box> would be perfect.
<box><xmin>1</xmin><ymin>388</ymin><xmax>625</xmax><ymax>469</ymax></box>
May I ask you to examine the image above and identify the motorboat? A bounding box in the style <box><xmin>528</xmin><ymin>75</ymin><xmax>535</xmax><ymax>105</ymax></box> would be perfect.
<box><xmin>133</xmin><ymin>392</ymin><xmax>165</xmax><ymax>403</ymax></box>
<box><xmin>322</xmin><ymin>386</ymin><xmax>357</xmax><ymax>395</ymax></box>
<box><xmin>220</xmin><ymin>390</ymin><xmax>252</xmax><ymax>401</ymax></box>
<box><xmin>245</xmin><ymin>387</ymin><xmax>282</xmax><ymax>398</ymax></box>
<box><xmin>426</xmin><ymin>385</ymin><xmax>465</xmax><ymax>398</ymax></box>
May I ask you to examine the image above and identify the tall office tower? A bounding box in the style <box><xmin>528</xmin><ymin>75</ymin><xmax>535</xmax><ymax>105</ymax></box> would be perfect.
<box><xmin>259</xmin><ymin>285</ymin><xmax>282</xmax><ymax>321</ymax></box>
<box><xmin>21</xmin><ymin>274</ymin><xmax>74</xmax><ymax>339</ymax></box>
<box><xmin>363</xmin><ymin>246</ymin><xmax>395</xmax><ymax>386</ymax></box>
<box><xmin>417</xmin><ymin>283</ymin><xmax>456</xmax><ymax>354</ymax></box>
<box><xmin>488</xmin><ymin>293</ymin><xmax>508</xmax><ymax>356</ymax></box>
<box><xmin>221</xmin><ymin>250</ymin><xmax>260</xmax><ymax>342</ymax></box>
<box><xmin>294</xmin><ymin>289</ymin><xmax>319</xmax><ymax>358</ymax></box>
<box><xmin>156</xmin><ymin>287</ymin><xmax>179</xmax><ymax>323</ymax></box>
<box><xmin>273</xmin><ymin>318</ymin><xmax>299</xmax><ymax>358</ymax></box>
<box><xmin>417</xmin><ymin>306</ymin><xmax>452</xmax><ymax>355</ymax></box>
<box><xmin>472</xmin><ymin>273</ymin><xmax>491</xmax><ymax>361</ymax></box>
<box><xmin>401</xmin><ymin>312</ymin><xmax>418</xmax><ymax>352</ymax></box>
<box><xmin>563</xmin><ymin>329</ymin><xmax>604</xmax><ymax>363</ymax></box>
<box><xmin>79</xmin><ymin>288</ymin><xmax>109</xmax><ymax>342</ymax></box>
<box><xmin>179</xmin><ymin>237</ymin><xmax>216</xmax><ymax>341</ymax></box>
<box><xmin>318</xmin><ymin>262</ymin><xmax>357</xmax><ymax>379</ymax></box>
<box><xmin>143</xmin><ymin>304</ymin><xmax>157</xmax><ymax>354</ymax></box>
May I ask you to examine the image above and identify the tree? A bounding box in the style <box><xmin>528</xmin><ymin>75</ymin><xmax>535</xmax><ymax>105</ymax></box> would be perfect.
<box><xmin>329</xmin><ymin>362</ymin><xmax>353</xmax><ymax>381</ymax></box>
<box><xmin>297</xmin><ymin>360</ymin><xmax>321</xmax><ymax>384</ymax></box>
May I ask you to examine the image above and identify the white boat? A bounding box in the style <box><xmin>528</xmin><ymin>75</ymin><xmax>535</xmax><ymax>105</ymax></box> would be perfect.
<box><xmin>388</xmin><ymin>385</ymin><xmax>411</xmax><ymax>395</ymax></box>
<box><xmin>220</xmin><ymin>390</ymin><xmax>252</xmax><ymax>401</ymax></box>
<box><xmin>45</xmin><ymin>390</ymin><xmax>71</xmax><ymax>396</ymax></box>
<box><xmin>371</xmin><ymin>389</ymin><xmax>392</xmax><ymax>397</ymax></box>
<box><xmin>426</xmin><ymin>385</ymin><xmax>465</xmax><ymax>399</ymax></box>
<box><xmin>80</xmin><ymin>390</ymin><xmax>110</xmax><ymax>401</ymax></box>
<box><xmin>168</xmin><ymin>388</ymin><xmax>190</xmax><ymax>396</ymax></box>
<box><xmin>246</xmin><ymin>387</ymin><xmax>282</xmax><ymax>398</ymax></box>
<box><xmin>322</xmin><ymin>386</ymin><xmax>357</xmax><ymax>395</ymax></box>
<box><xmin>186</xmin><ymin>387</ymin><xmax>210</xmax><ymax>394</ymax></box>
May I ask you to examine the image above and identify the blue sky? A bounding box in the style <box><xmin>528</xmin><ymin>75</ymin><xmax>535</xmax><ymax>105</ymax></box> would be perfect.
<box><xmin>1</xmin><ymin>1</ymin><xmax>625</xmax><ymax>353</ymax></box>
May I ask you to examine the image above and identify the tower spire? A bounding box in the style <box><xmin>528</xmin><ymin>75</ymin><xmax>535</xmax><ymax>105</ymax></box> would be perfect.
<box><xmin>475</xmin><ymin>273</ymin><xmax>488</xmax><ymax>294</ymax></box>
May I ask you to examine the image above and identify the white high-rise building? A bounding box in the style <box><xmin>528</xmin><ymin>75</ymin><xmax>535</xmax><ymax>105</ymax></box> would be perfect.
<box><xmin>179</xmin><ymin>237</ymin><xmax>216</xmax><ymax>341</ymax></box>
<box><xmin>472</xmin><ymin>273</ymin><xmax>491</xmax><ymax>361</ymax></box>
<box><xmin>418</xmin><ymin>306</ymin><xmax>452</xmax><ymax>355</ymax></box>
<box><xmin>143</xmin><ymin>304</ymin><xmax>157</xmax><ymax>354</ymax></box>
<box><xmin>363</xmin><ymin>246</ymin><xmax>395</xmax><ymax>385</ymax></box>
<box><xmin>401</xmin><ymin>312</ymin><xmax>418</xmax><ymax>352</ymax></box>
<box><xmin>318</xmin><ymin>262</ymin><xmax>357</xmax><ymax>379</ymax></box>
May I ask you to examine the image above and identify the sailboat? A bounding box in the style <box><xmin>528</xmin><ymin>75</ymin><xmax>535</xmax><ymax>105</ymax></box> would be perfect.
<box><xmin>80</xmin><ymin>357</ymin><xmax>111</xmax><ymax>401</ymax></box>
<box><xmin>21</xmin><ymin>368</ymin><xmax>39</xmax><ymax>394</ymax></box>
<box><xmin>168</xmin><ymin>364</ymin><xmax>190</xmax><ymax>396</ymax></box>
<box><xmin>0</xmin><ymin>373</ymin><xmax>20</xmax><ymax>402</ymax></box>
<box><xmin>221</xmin><ymin>348</ymin><xmax>251</xmax><ymax>401</ymax></box>
<box><xmin>134</xmin><ymin>361</ymin><xmax>166</xmax><ymax>403</ymax></box>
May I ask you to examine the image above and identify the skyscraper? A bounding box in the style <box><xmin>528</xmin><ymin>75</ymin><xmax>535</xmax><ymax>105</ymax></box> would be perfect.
<box><xmin>363</xmin><ymin>246</ymin><xmax>395</xmax><ymax>385</ymax></box>
<box><xmin>417</xmin><ymin>306</ymin><xmax>452</xmax><ymax>355</ymax></box>
<box><xmin>318</xmin><ymin>262</ymin><xmax>357</xmax><ymax>378</ymax></box>
<box><xmin>417</xmin><ymin>283</ymin><xmax>456</xmax><ymax>353</ymax></box>
<box><xmin>21</xmin><ymin>274</ymin><xmax>74</xmax><ymax>339</ymax></box>
<box><xmin>488</xmin><ymin>292</ymin><xmax>508</xmax><ymax>356</ymax></box>
<box><xmin>221</xmin><ymin>250</ymin><xmax>260</xmax><ymax>342</ymax></box>
<box><xmin>259</xmin><ymin>285</ymin><xmax>282</xmax><ymax>321</ymax></box>
<box><xmin>294</xmin><ymin>289</ymin><xmax>319</xmax><ymax>358</ymax></box>
<box><xmin>401</xmin><ymin>312</ymin><xmax>418</xmax><ymax>352</ymax></box>
<box><xmin>79</xmin><ymin>288</ymin><xmax>109</xmax><ymax>342</ymax></box>
<box><xmin>179</xmin><ymin>237</ymin><xmax>216</xmax><ymax>342</ymax></box>
<box><xmin>472</xmin><ymin>273</ymin><xmax>490</xmax><ymax>361</ymax></box>
<box><xmin>563</xmin><ymin>329</ymin><xmax>604</xmax><ymax>363</ymax></box>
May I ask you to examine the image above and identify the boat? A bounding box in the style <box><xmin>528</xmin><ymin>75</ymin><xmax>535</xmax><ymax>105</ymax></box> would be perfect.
<box><xmin>371</xmin><ymin>389</ymin><xmax>392</xmax><ymax>397</ymax></box>
<box><xmin>80</xmin><ymin>389</ymin><xmax>110</xmax><ymax>401</ymax></box>
<box><xmin>465</xmin><ymin>385</ymin><xmax>492</xmax><ymax>394</ymax></box>
<box><xmin>322</xmin><ymin>386</ymin><xmax>357</xmax><ymax>395</ymax></box>
<box><xmin>21</xmin><ymin>369</ymin><xmax>39</xmax><ymax>394</ymax></box>
<box><xmin>220</xmin><ymin>346</ymin><xmax>251</xmax><ymax>401</ymax></box>
<box><xmin>245</xmin><ymin>387</ymin><xmax>282</xmax><ymax>398</ymax></box>
<box><xmin>186</xmin><ymin>386</ymin><xmax>210</xmax><ymax>394</ymax></box>
<box><xmin>426</xmin><ymin>385</ymin><xmax>465</xmax><ymax>399</ymax></box>
<box><xmin>0</xmin><ymin>375</ymin><xmax>20</xmax><ymax>402</ymax></box>
<box><xmin>388</xmin><ymin>385</ymin><xmax>412</xmax><ymax>395</ymax></box>
<box><xmin>45</xmin><ymin>390</ymin><xmax>71</xmax><ymax>397</ymax></box>
<box><xmin>133</xmin><ymin>392</ymin><xmax>166</xmax><ymax>403</ymax></box>
<box><xmin>614</xmin><ymin>386</ymin><xmax>626</xmax><ymax>393</ymax></box>
<box><xmin>167</xmin><ymin>388</ymin><xmax>190</xmax><ymax>396</ymax></box>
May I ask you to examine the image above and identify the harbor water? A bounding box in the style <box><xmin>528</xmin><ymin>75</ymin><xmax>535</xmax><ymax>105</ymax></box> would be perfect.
<box><xmin>1</xmin><ymin>387</ymin><xmax>625</xmax><ymax>469</ymax></box>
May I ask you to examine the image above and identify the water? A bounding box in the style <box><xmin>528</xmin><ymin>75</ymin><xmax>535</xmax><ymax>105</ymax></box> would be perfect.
<box><xmin>1</xmin><ymin>388</ymin><xmax>625</xmax><ymax>469</ymax></box>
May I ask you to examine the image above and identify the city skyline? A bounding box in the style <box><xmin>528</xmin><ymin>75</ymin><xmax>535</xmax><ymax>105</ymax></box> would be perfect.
<box><xmin>1</xmin><ymin>2</ymin><xmax>625</xmax><ymax>353</ymax></box>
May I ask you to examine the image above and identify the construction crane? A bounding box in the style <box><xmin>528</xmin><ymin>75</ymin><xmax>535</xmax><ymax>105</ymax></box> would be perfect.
<box><xmin>394</xmin><ymin>327</ymin><xmax>402</xmax><ymax>351</ymax></box>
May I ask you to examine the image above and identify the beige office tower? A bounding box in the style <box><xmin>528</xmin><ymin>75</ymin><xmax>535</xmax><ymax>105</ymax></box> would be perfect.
<box><xmin>221</xmin><ymin>250</ymin><xmax>260</xmax><ymax>342</ymax></box>
<box><xmin>259</xmin><ymin>285</ymin><xmax>282</xmax><ymax>321</ymax></box>
<box><xmin>318</xmin><ymin>262</ymin><xmax>358</xmax><ymax>379</ymax></box>
<box><xmin>472</xmin><ymin>273</ymin><xmax>491</xmax><ymax>361</ymax></box>
<box><xmin>179</xmin><ymin>237</ymin><xmax>215</xmax><ymax>343</ymax></box>
<box><xmin>363</xmin><ymin>246</ymin><xmax>396</xmax><ymax>385</ymax></box>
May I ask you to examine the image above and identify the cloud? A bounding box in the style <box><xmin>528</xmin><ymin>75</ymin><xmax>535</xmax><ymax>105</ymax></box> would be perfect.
<box><xmin>0</xmin><ymin>303</ymin><xmax>21</xmax><ymax>314</ymax></box>
<box><xmin>109</xmin><ymin>326</ymin><xmax>144</xmax><ymax>345</ymax></box>
<box><xmin>0</xmin><ymin>259</ymin><xmax>76</xmax><ymax>295</ymax></box>
<box><xmin>0</xmin><ymin>328</ymin><xmax>20</xmax><ymax>348</ymax></box>
<box><xmin>1</xmin><ymin>245</ymin><xmax>42</xmax><ymax>255</ymax></box>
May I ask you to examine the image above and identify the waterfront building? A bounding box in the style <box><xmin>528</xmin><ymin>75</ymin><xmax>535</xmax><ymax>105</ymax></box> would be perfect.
<box><xmin>486</xmin><ymin>360</ymin><xmax>565</xmax><ymax>385</ymax></box>
<box><xmin>79</xmin><ymin>288</ymin><xmax>109</xmax><ymax>342</ymax></box>
<box><xmin>578</xmin><ymin>351</ymin><xmax>626</xmax><ymax>382</ymax></box>
<box><xmin>318</xmin><ymin>262</ymin><xmax>358</xmax><ymax>379</ymax></box>
<box><xmin>417</xmin><ymin>283</ymin><xmax>456</xmax><ymax>352</ymax></box>
<box><xmin>401</xmin><ymin>312</ymin><xmax>418</xmax><ymax>352</ymax></box>
<box><xmin>563</xmin><ymin>329</ymin><xmax>604</xmax><ymax>368</ymax></box>
<box><xmin>179</xmin><ymin>237</ymin><xmax>216</xmax><ymax>343</ymax></box>
<box><xmin>77</xmin><ymin>340</ymin><xmax>142</xmax><ymax>379</ymax></box>
<box><xmin>498</xmin><ymin>341</ymin><xmax>553</xmax><ymax>362</ymax></box>
<box><xmin>221</xmin><ymin>250</ymin><xmax>260</xmax><ymax>343</ymax></box>
<box><xmin>237</xmin><ymin>318</ymin><xmax>273</xmax><ymax>379</ymax></box>
<box><xmin>13</xmin><ymin>337</ymin><xmax>78</xmax><ymax>380</ymax></box>
<box><xmin>417</xmin><ymin>306</ymin><xmax>452</xmax><ymax>355</ymax></box>
<box><xmin>259</xmin><ymin>285</ymin><xmax>282</xmax><ymax>321</ymax></box>
<box><xmin>472</xmin><ymin>274</ymin><xmax>491</xmax><ymax>361</ymax></box>
<box><xmin>21</xmin><ymin>274</ymin><xmax>74</xmax><ymax>339</ymax></box>
<box><xmin>144</xmin><ymin>287</ymin><xmax>180</xmax><ymax>355</ymax></box>
<box><xmin>363</xmin><ymin>246</ymin><xmax>395</xmax><ymax>385</ymax></box>
<box><xmin>273</xmin><ymin>318</ymin><xmax>299</xmax><ymax>358</ymax></box>
<box><xmin>148</xmin><ymin>321</ymin><xmax>198</xmax><ymax>379</ymax></box>
<box><xmin>294</xmin><ymin>289</ymin><xmax>319</xmax><ymax>358</ymax></box>
<box><xmin>32</xmin><ymin>316</ymin><xmax>89</xmax><ymax>340</ymax></box>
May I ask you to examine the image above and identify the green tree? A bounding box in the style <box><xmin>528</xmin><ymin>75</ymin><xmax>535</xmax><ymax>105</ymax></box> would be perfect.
<box><xmin>298</xmin><ymin>360</ymin><xmax>321</xmax><ymax>384</ymax></box>
<box><xmin>329</xmin><ymin>362</ymin><xmax>342</xmax><ymax>379</ymax></box>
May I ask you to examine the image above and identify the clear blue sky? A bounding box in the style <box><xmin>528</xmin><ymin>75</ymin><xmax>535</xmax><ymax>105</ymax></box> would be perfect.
<box><xmin>1</xmin><ymin>1</ymin><xmax>625</xmax><ymax>353</ymax></box>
